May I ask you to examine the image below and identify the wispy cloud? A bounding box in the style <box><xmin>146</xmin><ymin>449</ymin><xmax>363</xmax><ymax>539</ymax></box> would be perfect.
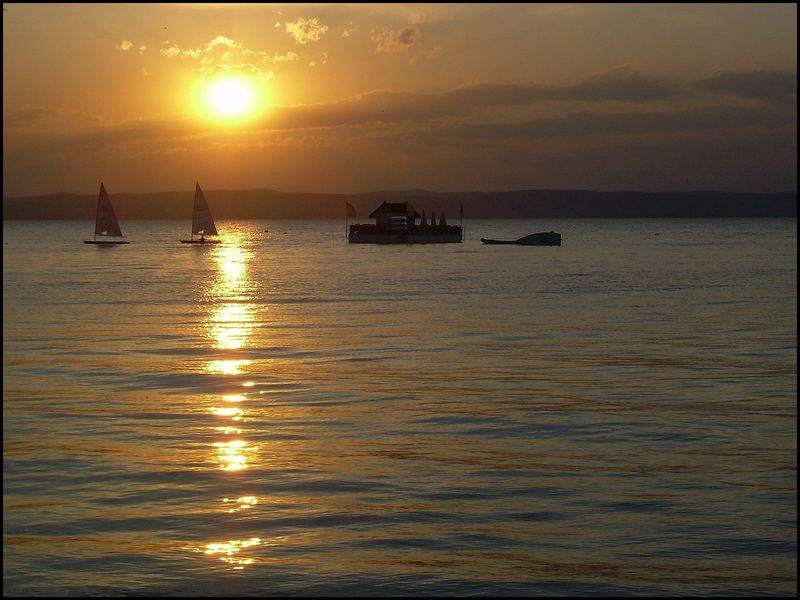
<box><xmin>116</xmin><ymin>40</ymin><xmax>147</xmax><ymax>54</ymax></box>
<box><xmin>4</xmin><ymin>108</ymin><xmax>60</xmax><ymax>128</ymax></box>
<box><xmin>262</xmin><ymin>68</ymin><xmax>674</xmax><ymax>129</ymax></box>
<box><xmin>158</xmin><ymin>35</ymin><xmax>283</xmax><ymax>77</ymax></box>
<box><xmin>402</xmin><ymin>104</ymin><xmax>795</xmax><ymax>145</ymax></box>
<box><xmin>206</xmin><ymin>35</ymin><xmax>242</xmax><ymax>52</ymax></box>
<box><xmin>30</xmin><ymin>69</ymin><xmax>794</xmax><ymax>161</ymax></box>
<box><xmin>308</xmin><ymin>53</ymin><xmax>328</xmax><ymax>69</ymax></box>
<box><xmin>692</xmin><ymin>70</ymin><xmax>797</xmax><ymax>102</ymax></box>
<box><xmin>160</xmin><ymin>43</ymin><xmax>202</xmax><ymax>59</ymax></box>
<box><xmin>284</xmin><ymin>17</ymin><xmax>329</xmax><ymax>45</ymax></box>
<box><xmin>265</xmin><ymin>51</ymin><xmax>299</xmax><ymax>63</ymax></box>
<box><xmin>207</xmin><ymin>63</ymin><xmax>274</xmax><ymax>80</ymax></box>
<box><xmin>3</xmin><ymin>108</ymin><xmax>104</xmax><ymax>129</ymax></box>
<box><xmin>371</xmin><ymin>26</ymin><xmax>421</xmax><ymax>53</ymax></box>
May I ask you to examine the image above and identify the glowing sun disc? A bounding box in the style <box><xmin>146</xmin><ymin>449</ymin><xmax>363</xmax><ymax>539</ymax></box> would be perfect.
<box><xmin>208</xmin><ymin>78</ymin><xmax>253</xmax><ymax>117</ymax></box>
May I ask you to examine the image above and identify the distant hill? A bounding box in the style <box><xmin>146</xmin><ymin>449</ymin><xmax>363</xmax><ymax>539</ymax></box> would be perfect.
<box><xmin>3</xmin><ymin>188</ymin><xmax>796</xmax><ymax>220</ymax></box>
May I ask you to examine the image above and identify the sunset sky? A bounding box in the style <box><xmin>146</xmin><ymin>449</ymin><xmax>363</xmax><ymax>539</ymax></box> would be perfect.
<box><xmin>2</xmin><ymin>3</ymin><xmax>797</xmax><ymax>196</ymax></box>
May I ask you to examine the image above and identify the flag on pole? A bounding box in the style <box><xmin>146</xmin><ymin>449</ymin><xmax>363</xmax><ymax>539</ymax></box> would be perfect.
<box><xmin>346</xmin><ymin>202</ymin><xmax>357</xmax><ymax>218</ymax></box>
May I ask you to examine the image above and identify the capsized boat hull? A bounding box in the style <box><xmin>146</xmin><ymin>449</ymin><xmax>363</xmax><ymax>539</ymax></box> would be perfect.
<box><xmin>83</xmin><ymin>240</ymin><xmax>130</xmax><ymax>245</ymax></box>
<box><xmin>481</xmin><ymin>231</ymin><xmax>561</xmax><ymax>246</ymax></box>
<box><xmin>480</xmin><ymin>238</ymin><xmax>516</xmax><ymax>245</ymax></box>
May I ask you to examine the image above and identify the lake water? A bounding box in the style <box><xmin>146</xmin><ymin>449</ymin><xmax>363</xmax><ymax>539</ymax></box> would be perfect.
<box><xmin>3</xmin><ymin>218</ymin><xmax>797</xmax><ymax>596</ymax></box>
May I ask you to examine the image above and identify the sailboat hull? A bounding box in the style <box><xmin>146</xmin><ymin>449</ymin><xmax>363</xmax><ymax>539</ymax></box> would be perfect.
<box><xmin>83</xmin><ymin>240</ymin><xmax>130</xmax><ymax>245</ymax></box>
<box><xmin>180</xmin><ymin>239</ymin><xmax>221</xmax><ymax>244</ymax></box>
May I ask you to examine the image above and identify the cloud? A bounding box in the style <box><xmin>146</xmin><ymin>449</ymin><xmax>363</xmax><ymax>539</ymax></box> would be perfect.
<box><xmin>3</xmin><ymin>108</ymin><xmax>104</xmax><ymax>130</ymax></box>
<box><xmin>4</xmin><ymin>108</ymin><xmax>59</xmax><ymax>128</ymax></box>
<box><xmin>408</xmin><ymin>104</ymin><xmax>795</xmax><ymax>144</ymax></box>
<box><xmin>160</xmin><ymin>44</ymin><xmax>202</xmax><ymax>59</ymax></box>
<box><xmin>13</xmin><ymin>67</ymin><xmax>679</xmax><ymax>158</ymax></box>
<box><xmin>206</xmin><ymin>35</ymin><xmax>241</xmax><ymax>52</ymax></box>
<box><xmin>14</xmin><ymin>96</ymin><xmax>794</xmax><ymax>197</ymax></box>
<box><xmin>692</xmin><ymin>70</ymin><xmax>797</xmax><ymax>102</ymax></box>
<box><xmin>36</xmin><ymin>69</ymin><xmax>793</xmax><ymax>160</ymax></box>
<box><xmin>438</xmin><ymin>70</ymin><xmax>672</xmax><ymax>111</ymax></box>
<box><xmin>261</xmin><ymin>68</ymin><xmax>674</xmax><ymax>130</ymax></box>
<box><xmin>205</xmin><ymin>63</ymin><xmax>275</xmax><ymax>81</ymax></box>
<box><xmin>118</xmin><ymin>40</ymin><xmax>133</xmax><ymax>51</ymax></box>
<box><xmin>267</xmin><ymin>51</ymin><xmax>299</xmax><ymax>63</ymax></box>
<box><xmin>552</xmin><ymin>66</ymin><xmax>673</xmax><ymax>102</ymax></box>
<box><xmin>45</xmin><ymin>116</ymin><xmax>200</xmax><ymax>153</ymax></box>
<box><xmin>158</xmin><ymin>36</ymin><xmax>283</xmax><ymax>77</ymax></box>
<box><xmin>371</xmin><ymin>26</ymin><xmax>421</xmax><ymax>53</ymax></box>
<box><xmin>284</xmin><ymin>17</ymin><xmax>329</xmax><ymax>45</ymax></box>
<box><xmin>308</xmin><ymin>54</ymin><xmax>328</xmax><ymax>68</ymax></box>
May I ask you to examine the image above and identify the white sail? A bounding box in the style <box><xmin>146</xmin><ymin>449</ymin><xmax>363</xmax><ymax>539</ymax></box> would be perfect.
<box><xmin>95</xmin><ymin>182</ymin><xmax>123</xmax><ymax>237</ymax></box>
<box><xmin>192</xmin><ymin>183</ymin><xmax>218</xmax><ymax>236</ymax></box>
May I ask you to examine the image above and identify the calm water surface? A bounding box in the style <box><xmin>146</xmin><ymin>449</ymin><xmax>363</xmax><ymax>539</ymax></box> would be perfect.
<box><xmin>3</xmin><ymin>219</ymin><xmax>797</xmax><ymax>596</ymax></box>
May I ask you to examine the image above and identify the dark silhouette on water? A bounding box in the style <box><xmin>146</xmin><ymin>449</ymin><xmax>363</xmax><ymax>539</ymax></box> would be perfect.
<box><xmin>481</xmin><ymin>231</ymin><xmax>562</xmax><ymax>246</ymax></box>
<box><xmin>83</xmin><ymin>182</ymin><xmax>130</xmax><ymax>245</ymax></box>
<box><xmin>348</xmin><ymin>201</ymin><xmax>462</xmax><ymax>244</ymax></box>
<box><xmin>180</xmin><ymin>182</ymin><xmax>221</xmax><ymax>244</ymax></box>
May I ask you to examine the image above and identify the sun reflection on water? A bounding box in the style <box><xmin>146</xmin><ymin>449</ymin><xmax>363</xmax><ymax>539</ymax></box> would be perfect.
<box><xmin>193</xmin><ymin>228</ymin><xmax>266</xmax><ymax>570</ymax></box>
<box><xmin>213</xmin><ymin>439</ymin><xmax>257</xmax><ymax>471</ymax></box>
<box><xmin>222</xmin><ymin>394</ymin><xmax>248</xmax><ymax>403</ymax></box>
<box><xmin>222</xmin><ymin>495</ymin><xmax>259</xmax><ymax>513</ymax></box>
<box><xmin>210</xmin><ymin>303</ymin><xmax>254</xmax><ymax>350</ymax></box>
<box><xmin>206</xmin><ymin>359</ymin><xmax>252</xmax><ymax>376</ymax></box>
<box><xmin>216</xmin><ymin>426</ymin><xmax>243</xmax><ymax>435</ymax></box>
<box><xmin>203</xmin><ymin>537</ymin><xmax>263</xmax><ymax>569</ymax></box>
<box><xmin>210</xmin><ymin>406</ymin><xmax>243</xmax><ymax>420</ymax></box>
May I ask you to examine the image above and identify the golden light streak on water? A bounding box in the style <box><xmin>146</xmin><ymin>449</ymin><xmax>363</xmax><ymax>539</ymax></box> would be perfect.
<box><xmin>209</xmin><ymin>303</ymin><xmax>255</xmax><ymax>350</ymax></box>
<box><xmin>210</xmin><ymin>406</ymin><xmax>243</xmax><ymax>420</ymax></box>
<box><xmin>215</xmin><ymin>426</ymin><xmax>243</xmax><ymax>435</ymax></box>
<box><xmin>222</xmin><ymin>496</ymin><xmax>259</xmax><ymax>513</ymax></box>
<box><xmin>202</xmin><ymin>537</ymin><xmax>263</xmax><ymax>569</ymax></box>
<box><xmin>205</xmin><ymin>359</ymin><xmax>252</xmax><ymax>375</ymax></box>
<box><xmin>221</xmin><ymin>394</ymin><xmax>247</xmax><ymax>403</ymax></box>
<box><xmin>213</xmin><ymin>439</ymin><xmax>255</xmax><ymax>471</ymax></box>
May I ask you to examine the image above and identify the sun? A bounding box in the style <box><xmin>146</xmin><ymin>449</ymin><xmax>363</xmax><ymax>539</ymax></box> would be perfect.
<box><xmin>206</xmin><ymin>77</ymin><xmax>255</xmax><ymax>119</ymax></box>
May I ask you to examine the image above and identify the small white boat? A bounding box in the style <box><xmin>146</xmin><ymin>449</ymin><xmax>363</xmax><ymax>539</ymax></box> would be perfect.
<box><xmin>180</xmin><ymin>182</ymin><xmax>221</xmax><ymax>244</ymax></box>
<box><xmin>83</xmin><ymin>183</ymin><xmax>130</xmax><ymax>245</ymax></box>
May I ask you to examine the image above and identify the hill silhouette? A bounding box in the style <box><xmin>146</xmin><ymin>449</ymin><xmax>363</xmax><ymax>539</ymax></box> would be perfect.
<box><xmin>3</xmin><ymin>188</ymin><xmax>796</xmax><ymax>220</ymax></box>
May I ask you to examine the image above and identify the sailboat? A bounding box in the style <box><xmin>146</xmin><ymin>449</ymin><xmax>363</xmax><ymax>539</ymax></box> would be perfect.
<box><xmin>180</xmin><ymin>182</ymin><xmax>221</xmax><ymax>244</ymax></box>
<box><xmin>83</xmin><ymin>182</ymin><xmax>130</xmax><ymax>245</ymax></box>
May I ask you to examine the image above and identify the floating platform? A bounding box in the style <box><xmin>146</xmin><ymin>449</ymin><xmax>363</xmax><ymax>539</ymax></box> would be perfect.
<box><xmin>349</xmin><ymin>224</ymin><xmax>462</xmax><ymax>244</ymax></box>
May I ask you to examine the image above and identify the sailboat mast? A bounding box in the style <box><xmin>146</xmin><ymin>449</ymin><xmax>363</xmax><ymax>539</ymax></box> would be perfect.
<box><xmin>191</xmin><ymin>183</ymin><xmax>197</xmax><ymax>241</ymax></box>
<box><xmin>94</xmin><ymin>184</ymin><xmax>103</xmax><ymax>241</ymax></box>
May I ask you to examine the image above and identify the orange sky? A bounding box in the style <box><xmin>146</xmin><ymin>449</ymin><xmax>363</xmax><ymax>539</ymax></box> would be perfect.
<box><xmin>2</xmin><ymin>3</ymin><xmax>797</xmax><ymax>196</ymax></box>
